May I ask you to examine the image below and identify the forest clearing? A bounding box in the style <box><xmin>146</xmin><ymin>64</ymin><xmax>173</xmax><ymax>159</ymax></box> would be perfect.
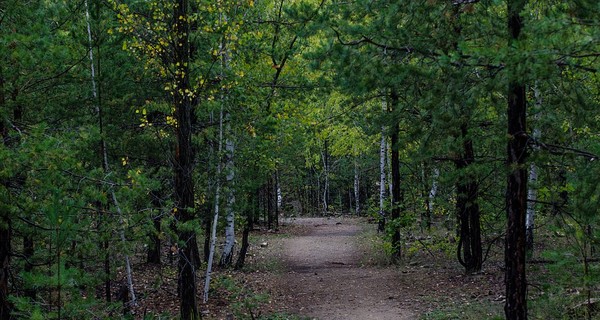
<box><xmin>2</xmin><ymin>0</ymin><xmax>600</xmax><ymax>319</ymax></box>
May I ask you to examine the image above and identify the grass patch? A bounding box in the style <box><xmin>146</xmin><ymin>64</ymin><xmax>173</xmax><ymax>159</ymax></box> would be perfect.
<box><xmin>356</xmin><ymin>226</ymin><xmax>395</xmax><ymax>266</ymax></box>
<box><xmin>420</xmin><ymin>301</ymin><xmax>504</xmax><ymax>320</ymax></box>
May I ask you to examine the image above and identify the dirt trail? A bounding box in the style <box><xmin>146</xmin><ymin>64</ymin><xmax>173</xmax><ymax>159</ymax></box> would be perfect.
<box><xmin>275</xmin><ymin>217</ymin><xmax>416</xmax><ymax>320</ymax></box>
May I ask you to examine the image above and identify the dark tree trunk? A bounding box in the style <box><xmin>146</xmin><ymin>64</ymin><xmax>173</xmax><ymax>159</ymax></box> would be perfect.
<box><xmin>390</xmin><ymin>91</ymin><xmax>402</xmax><ymax>261</ymax></box>
<box><xmin>505</xmin><ymin>1</ymin><xmax>528</xmax><ymax>318</ymax></box>
<box><xmin>0</xmin><ymin>211</ymin><xmax>10</xmax><ymax>320</ymax></box>
<box><xmin>235</xmin><ymin>194</ymin><xmax>255</xmax><ymax>270</ymax></box>
<box><xmin>551</xmin><ymin>168</ymin><xmax>568</xmax><ymax>216</ymax></box>
<box><xmin>173</xmin><ymin>0</ymin><xmax>198</xmax><ymax>318</ymax></box>
<box><xmin>147</xmin><ymin>191</ymin><xmax>161</xmax><ymax>264</ymax></box>
<box><xmin>203</xmin><ymin>205</ymin><xmax>211</xmax><ymax>263</ymax></box>
<box><xmin>455</xmin><ymin>124</ymin><xmax>482</xmax><ymax>274</ymax></box>
<box><xmin>96</xmin><ymin>197</ymin><xmax>110</xmax><ymax>302</ymax></box>
<box><xmin>267</xmin><ymin>178</ymin><xmax>273</xmax><ymax>230</ymax></box>
<box><xmin>12</xmin><ymin>92</ymin><xmax>34</xmax><ymax>300</ymax></box>
<box><xmin>147</xmin><ymin>217</ymin><xmax>161</xmax><ymax>264</ymax></box>
<box><xmin>0</xmin><ymin>69</ymin><xmax>12</xmax><ymax>320</ymax></box>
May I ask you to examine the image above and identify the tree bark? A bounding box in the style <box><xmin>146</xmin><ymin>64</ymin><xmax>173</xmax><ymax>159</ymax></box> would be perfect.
<box><xmin>235</xmin><ymin>194</ymin><xmax>255</xmax><ymax>270</ymax></box>
<box><xmin>378</xmin><ymin>97</ymin><xmax>387</xmax><ymax>232</ymax></box>
<box><xmin>219</xmin><ymin>135</ymin><xmax>235</xmax><ymax>267</ymax></box>
<box><xmin>505</xmin><ymin>1</ymin><xmax>528</xmax><ymax>318</ymax></box>
<box><xmin>390</xmin><ymin>90</ymin><xmax>401</xmax><ymax>261</ymax></box>
<box><xmin>275</xmin><ymin>170</ymin><xmax>280</xmax><ymax>229</ymax></box>
<box><xmin>147</xmin><ymin>191</ymin><xmax>162</xmax><ymax>264</ymax></box>
<box><xmin>525</xmin><ymin>162</ymin><xmax>537</xmax><ymax>251</ymax></box>
<box><xmin>0</xmin><ymin>204</ymin><xmax>10</xmax><ymax>320</ymax></box>
<box><xmin>85</xmin><ymin>0</ymin><xmax>137</xmax><ymax>307</ymax></box>
<box><xmin>526</xmin><ymin>85</ymin><xmax>541</xmax><ymax>252</ymax></box>
<box><xmin>147</xmin><ymin>222</ymin><xmax>161</xmax><ymax>264</ymax></box>
<box><xmin>173</xmin><ymin>0</ymin><xmax>198</xmax><ymax>317</ymax></box>
<box><xmin>425</xmin><ymin>167</ymin><xmax>439</xmax><ymax>231</ymax></box>
<box><xmin>0</xmin><ymin>65</ymin><xmax>11</xmax><ymax>320</ymax></box>
<box><xmin>322</xmin><ymin>140</ymin><xmax>329</xmax><ymax>214</ymax></box>
<box><xmin>203</xmin><ymin>104</ymin><xmax>224</xmax><ymax>304</ymax></box>
<box><xmin>354</xmin><ymin>160</ymin><xmax>360</xmax><ymax>215</ymax></box>
<box><xmin>455</xmin><ymin>125</ymin><xmax>482</xmax><ymax>274</ymax></box>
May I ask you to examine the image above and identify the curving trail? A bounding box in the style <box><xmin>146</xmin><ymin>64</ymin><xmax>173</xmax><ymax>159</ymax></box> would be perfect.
<box><xmin>276</xmin><ymin>217</ymin><xmax>416</xmax><ymax>320</ymax></box>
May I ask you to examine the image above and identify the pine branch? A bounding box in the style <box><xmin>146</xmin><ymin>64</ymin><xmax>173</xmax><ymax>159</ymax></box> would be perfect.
<box><xmin>528</xmin><ymin>135</ymin><xmax>599</xmax><ymax>160</ymax></box>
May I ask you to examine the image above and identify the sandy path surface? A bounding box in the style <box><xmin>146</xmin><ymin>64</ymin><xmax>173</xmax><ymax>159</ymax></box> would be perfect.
<box><xmin>276</xmin><ymin>217</ymin><xmax>416</xmax><ymax>320</ymax></box>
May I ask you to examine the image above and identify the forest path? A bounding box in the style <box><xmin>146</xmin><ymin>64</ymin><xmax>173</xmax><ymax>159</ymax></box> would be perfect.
<box><xmin>275</xmin><ymin>217</ymin><xmax>416</xmax><ymax>320</ymax></box>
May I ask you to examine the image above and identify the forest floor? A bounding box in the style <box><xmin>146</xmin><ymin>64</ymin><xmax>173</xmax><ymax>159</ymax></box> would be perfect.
<box><xmin>269</xmin><ymin>217</ymin><xmax>417</xmax><ymax>319</ymax></box>
<box><xmin>218</xmin><ymin>216</ymin><xmax>506</xmax><ymax>320</ymax></box>
<box><xmin>131</xmin><ymin>216</ymin><xmax>507</xmax><ymax>319</ymax></box>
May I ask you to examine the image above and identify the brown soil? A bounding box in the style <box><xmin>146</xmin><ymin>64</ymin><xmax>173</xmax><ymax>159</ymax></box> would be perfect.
<box><xmin>130</xmin><ymin>216</ymin><xmax>505</xmax><ymax>319</ymax></box>
<box><xmin>272</xmin><ymin>217</ymin><xmax>415</xmax><ymax>319</ymax></box>
<box><xmin>260</xmin><ymin>217</ymin><xmax>505</xmax><ymax>320</ymax></box>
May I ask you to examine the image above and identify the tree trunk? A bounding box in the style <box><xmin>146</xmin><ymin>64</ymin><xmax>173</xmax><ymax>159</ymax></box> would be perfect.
<box><xmin>173</xmin><ymin>0</ymin><xmax>198</xmax><ymax>317</ymax></box>
<box><xmin>390</xmin><ymin>91</ymin><xmax>401</xmax><ymax>261</ymax></box>
<box><xmin>219</xmin><ymin>135</ymin><xmax>235</xmax><ymax>268</ymax></box>
<box><xmin>525</xmin><ymin>163</ymin><xmax>537</xmax><ymax>251</ymax></box>
<box><xmin>0</xmin><ymin>207</ymin><xmax>10</xmax><ymax>320</ymax></box>
<box><xmin>505</xmin><ymin>1</ymin><xmax>528</xmax><ymax>318</ymax></box>
<box><xmin>526</xmin><ymin>85</ymin><xmax>541</xmax><ymax>252</ymax></box>
<box><xmin>322</xmin><ymin>140</ymin><xmax>329</xmax><ymax>214</ymax></box>
<box><xmin>203</xmin><ymin>209</ymin><xmax>211</xmax><ymax>263</ymax></box>
<box><xmin>267</xmin><ymin>178</ymin><xmax>273</xmax><ymax>229</ymax></box>
<box><xmin>147</xmin><ymin>216</ymin><xmax>162</xmax><ymax>264</ymax></box>
<box><xmin>235</xmin><ymin>194</ymin><xmax>255</xmax><ymax>270</ymax></box>
<box><xmin>354</xmin><ymin>160</ymin><xmax>360</xmax><ymax>215</ymax></box>
<box><xmin>85</xmin><ymin>0</ymin><xmax>137</xmax><ymax>307</ymax></box>
<box><xmin>204</xmin><ymin>103</ymin><xmax>224</xmax><ymax>304</ymax></box>
<box><xmin>147</xmin><ymin>191</ymin><xmax>161</xmax><ymax>264</ymax></box>
<box><xmin>275</xmin><ymin>170</ymin><xmax>280</xmax><ymax>229</ymax></box>
<box><xmin>455</xmin><ymin>125</ymin><xmax>482</xmax><ymax>274</ymax></box>
<box><xmin>204</xmin><ymin>112</ymin><xmax>215</xmax><ymax>263</ymax></box>
<box><xmin>378</xmin><ymin>97</ymin><xmax>387</xmax><ymax>232</ymax></box>
<box><xmin>390</xmin><ymin>125</ymin><xmax>401</xmax><ymax>260</ymax></box>
<box><xmin>425</xmin><ymin>167</ymin><xmax>439</xmax><ymax>231</ymax></box>
<box><xmin>0</xmin><ymin>65</ymin><xmax>11</xmax><ymax>320</ymax></box>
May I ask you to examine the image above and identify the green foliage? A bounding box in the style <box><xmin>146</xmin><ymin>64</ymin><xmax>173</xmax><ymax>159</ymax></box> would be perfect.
<box><xmin>1</xmin><ymin>0</ymin><xmax>600</xmax><ymax>317</ymax></box>
<box><xmin>421</xmin><ymin>302</ymin><xmax>504</xmax><ymax>320</ymax></box>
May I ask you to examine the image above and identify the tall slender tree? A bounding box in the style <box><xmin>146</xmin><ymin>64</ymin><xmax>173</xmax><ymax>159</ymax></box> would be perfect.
<box><xmin>505</xmin><ymin>0</ymin><xmax>528</xmax><ymax>318</ymax></box>
<box><xmin>173</xmin><ymin>0</ymin><xmax>199</xmax><ymax>318</ymax></box>
<box><xmin>0</xmin><ymin>65</ymin><xmax>11</xmax><ymax>320</ymax></box>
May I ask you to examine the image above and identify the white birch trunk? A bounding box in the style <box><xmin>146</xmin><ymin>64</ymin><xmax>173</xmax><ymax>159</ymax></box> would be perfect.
<box><xmin>276</xmin><ymin>171</ymin><xmax>282</xmax><ymax>212</ymax></box>
<box><xmin>321</xmin><ymin>146</ymin><xmax>329</xmax><ymax>213</ymax></box>
<box><xmin>526</xmin><ymin>163</ymin><xmax>537</xmax><ymax>242</ymax></box>
<box><xmin>379</xmin><ymin>93</ymin><xmax>388</xmax><ymax>222</ymax></box>
<box><xmin>428</xmin><ymin>167</ymin><xmax>440</xmax><ymax>214</ymax></box>
<box><xmin>354</xmin><ymin>159</ymin><xmax>360</xmax><ymax>215</ymax></box>
<box><xmin>219</xmin><ymin>14</ymin><xmax>236</xmax><ymax>266</ymax></box>
<box><xmin>379</xmin><ymin>127</ymin><xmax>386</xmax><ymax>220</ymax></box>
<box><xmin>526</xmin><ymin>84</ymin><xmax>542</xmax><ymax>249</ymax></box>
<box><xmin>387</xmin><ymin>142</ymin><xmax>393</xmax><ymax>201</ymax></box>
<box><xmin>220</xmin><ymin>133</ymin><xmax>235</xmax><ymax>266</ymax></box>
<box><xmin>205</xmin><ymin>16</ymin><xmax>229</xmax><ymax>297</ymax></box>
<box><xmin>204</xmin><ymin>106</ymin><xmax>224</xmax><ymax>303</ymax></box>
<box><xmin>85</xmin><ymin>0</ymin><xmax>136</xmax><ymax>306</ymax></box>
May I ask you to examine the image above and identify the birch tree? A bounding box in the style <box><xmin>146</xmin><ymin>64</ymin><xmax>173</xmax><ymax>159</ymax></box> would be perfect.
<box><xmin>84</xmin><ymin>0</ymin><xmax>136</xmax><ymax>307</ymax></box>
<box><xmin>378</xmin><ymin>99</ymin><xmax>387</xmax><ymax>232</ymax></box>
<box><xmin>526</xmin><ymin>85</ymin><xmax>541</xmax><ymax>252</ymax></box>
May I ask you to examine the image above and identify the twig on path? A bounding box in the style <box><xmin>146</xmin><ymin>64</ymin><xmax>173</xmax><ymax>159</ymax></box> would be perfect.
<box><xmin>416</xmin><ymin>238</ymin><xmax>436</xmax><ymax>259</ymax></box>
